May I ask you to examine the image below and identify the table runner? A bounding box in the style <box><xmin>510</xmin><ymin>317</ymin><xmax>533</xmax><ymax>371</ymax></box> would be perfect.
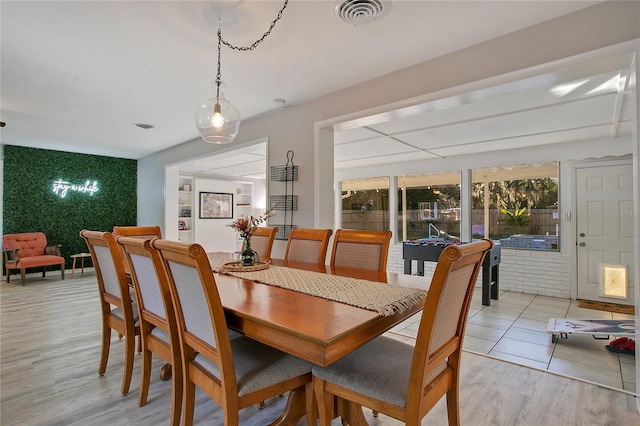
<box><xmin>208</xmin><ymin>256</ymin><xmax>426</xmax><ymax>317</ymax></box>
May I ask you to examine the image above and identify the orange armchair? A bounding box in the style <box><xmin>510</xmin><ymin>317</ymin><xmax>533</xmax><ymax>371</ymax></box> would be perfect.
<box><xmin>3</xmin><ymin>232</ymin><xmax>65</xmax><ymax>285</ymax></box>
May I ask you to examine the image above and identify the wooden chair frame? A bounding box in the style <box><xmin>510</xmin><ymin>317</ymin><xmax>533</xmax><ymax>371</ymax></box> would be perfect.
<box><xmin>314</xmin><ymin>239</ymin><xmax>493</xmax><ymax>426</ymax></box>
<box><xmin>117</xmin><ymin>236</ymin><xmax>182</xmax><ymax>426</ymax></box>
<box><xmin>112</xmin><ymin>226</ymin><xmax>162</xmax><ymax>280</ymax></box>
<box><xmin>284</xmin><ymin>228</ymin><xmax>333</xmax><ymax>265</ymax></box>
<box><xmin>329</xmin><ymin>229</ymin><xmax>392</xmax><ymax>272</ymax></box>
<box><xmin>80</xmin><ymin>230</ymin><xmax>141</xmax><ymax>396</ymax></box>
<box><xmin>151</xmin><ymin>239</ymin><xmax>312</xmax><ymax>426</ymax></box>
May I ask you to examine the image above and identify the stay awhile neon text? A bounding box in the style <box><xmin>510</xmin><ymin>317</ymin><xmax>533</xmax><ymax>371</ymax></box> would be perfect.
<box><xmin>52</xmin><ymin>179</ymin><xmax>100</xmax><ymax>198</ymax></box>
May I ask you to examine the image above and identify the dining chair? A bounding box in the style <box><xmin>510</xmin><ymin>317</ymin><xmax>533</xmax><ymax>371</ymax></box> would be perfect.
<box><xmin>313</xmin><ymin>239</ymin><xmax>493</xmax><ymax>426</ymax></box>
<box><xmin>284</xmin><ymin>228</ymin><xmax>333</xmax><ymax>265</ymax></box>
<box><xmin>79</xmin><ymin>230</ymin><xmax>141</xmax><ymax>396</ymax></box>
<box><xmin>113</xmin><ymin>226</ymin><xmax>163</xmax><ymax>280</ymax></box>
<box><xmin>116</xmin><ymin>236</ymin><xmax>182</xmax><ymax>426</ymax></box>
<box><xmin>244</xmin><ymin>226</ymin><xmax>278</xmax><ymax>262</ymax></box>
<box><xmin>151</xmin><ymin>239</ymin><xmax>313</xmax><ymax>426</ymax></box>
<box><xmin>329</xmin><ymin>229</ymin><xmax>392</xmax><ymax>272</ymax></box>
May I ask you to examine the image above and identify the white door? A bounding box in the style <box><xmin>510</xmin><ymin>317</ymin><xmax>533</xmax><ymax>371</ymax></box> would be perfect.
<box><xmin>576</xmin><ymin>164</ymin><xmax>635</xmax><ymax>305</ymax></box>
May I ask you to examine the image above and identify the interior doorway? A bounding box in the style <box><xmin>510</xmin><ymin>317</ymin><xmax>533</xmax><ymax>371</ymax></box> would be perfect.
<box><xmin>576</xmin><ymin>161</ymin><xmax>635</xmax><ymax>306</ymax></box>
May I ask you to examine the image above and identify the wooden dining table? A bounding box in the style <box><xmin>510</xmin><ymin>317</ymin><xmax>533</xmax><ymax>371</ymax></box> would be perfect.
<box><xmin>208</xmin><ymin>254</ymin><xmax>428</xmax><ymax>425</ymax></box>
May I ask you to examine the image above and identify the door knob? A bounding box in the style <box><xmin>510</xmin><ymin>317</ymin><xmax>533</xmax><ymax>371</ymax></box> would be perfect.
<box><xmin>579</xmin><ymin>232</ymin><xmax>585</xmax><ymax>237</ymax></box>
<box><xmin>579</xmin><ymin>242</ymin><xmax>586</xmax><ymax>247</ymax></box>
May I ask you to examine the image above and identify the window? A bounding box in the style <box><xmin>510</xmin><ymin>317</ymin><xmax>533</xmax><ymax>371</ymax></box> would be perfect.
<box><xmin>398</xmin><ymin>171</ymin><xmax>461</xmax><ymax>243</ymax></box>
<box><xmin>472</xmin><ymin>162</ymin><xmax>559</xmax><ymax>250</ymax></box>
<box><xmin>341</xmin><ymin>177</ymin><xmax>389</xmax><ymax>231</ymax></box>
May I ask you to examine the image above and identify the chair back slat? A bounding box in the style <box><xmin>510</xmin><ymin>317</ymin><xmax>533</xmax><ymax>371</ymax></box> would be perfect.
<box><xmin>287</xmin><ymin>239</ymin><xmax>323</xmax><ymax>263</ymax></box>
<box><xmin>166</xmin><ymin>260</ymin><xmax>216</xmax><ymax>348</ymax></box>
<box><xmin>332</xmin><ymin>242</ymin><xmax>382</xmax><ymax>271</ymax></box>
<box><xmin>130</xmin><ymin>252</ymin><xmax>165</xmax><ymax>319</ymax></box>
<box><xmin>429</xmin><ymin>263</ymin><xmax>475</xmax><ymax>351</ymax></box>
<box><xmin>248</xmin><ymin>235</ymin><xmax>268</xmax><ymax>262</ymax></box>
<box><xmin>330</xmin><ymin>229</ymin><xmax>392</xmax><ymax>272</ymax></box>
<box><xmin>284</xmin><ymin>228</ymin><xmax>333</xmax><ymax>265</ymax></box>
<box><xmin>93</xmin><ymin>244</ymin><xmax>121</xmax><ymax>299</ymax></box>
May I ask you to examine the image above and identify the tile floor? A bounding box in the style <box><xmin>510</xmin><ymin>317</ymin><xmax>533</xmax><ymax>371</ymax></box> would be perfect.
<box><xmin>389</xmin><ymin>288</ymin><xmax>636</xmax><ymax>393</ymax></box>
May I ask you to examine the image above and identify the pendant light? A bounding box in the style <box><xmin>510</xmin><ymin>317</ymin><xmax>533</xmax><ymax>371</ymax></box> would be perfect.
<box><xmin>196</xmin><ymin>1</ymin><xmax>289</xmax><ymax>144</ymax></box>
<box><xmin>195</xmin><ymin>23</ymin><xmax>241</xmax><ymax>144</ymax></box>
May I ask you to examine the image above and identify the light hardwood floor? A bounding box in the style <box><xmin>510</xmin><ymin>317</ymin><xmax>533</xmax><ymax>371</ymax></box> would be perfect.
<box><xmin>1</xmin><ymin>271</ymin><xmax>639</xmax><ymax>425</ymax></box>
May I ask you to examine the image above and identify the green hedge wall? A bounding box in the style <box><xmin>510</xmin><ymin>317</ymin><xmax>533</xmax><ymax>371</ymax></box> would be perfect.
<box><xmin>2</xmin><ymin>145</ymin><xmax>137</xmax><ymax>269</ymax></box>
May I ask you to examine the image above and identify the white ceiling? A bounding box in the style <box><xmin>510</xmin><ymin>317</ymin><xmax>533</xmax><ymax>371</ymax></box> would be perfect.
<box><xmin>3</xmin><ymin>0</ymin><xmax>634</xmax><ymax>181</ymax></box>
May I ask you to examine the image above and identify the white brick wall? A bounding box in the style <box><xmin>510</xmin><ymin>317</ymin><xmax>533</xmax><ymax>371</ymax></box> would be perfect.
<box><xmin>388</xmin><ymin>243</ymin><xmax>571</xmax><ymax>299</ymax></box>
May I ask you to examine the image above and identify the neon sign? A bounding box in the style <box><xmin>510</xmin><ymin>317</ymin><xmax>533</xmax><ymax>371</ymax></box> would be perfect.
<box><xmin>52</xmin><ymin>179</ymin><xmax>100</xmax><ymax>198</ymax></box>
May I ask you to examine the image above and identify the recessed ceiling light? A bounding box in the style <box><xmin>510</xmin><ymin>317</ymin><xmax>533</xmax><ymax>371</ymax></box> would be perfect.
<box><xmin>132</xmin><ymin>123</ymin><xmax>155</xmax><ymax>130</ymax></box>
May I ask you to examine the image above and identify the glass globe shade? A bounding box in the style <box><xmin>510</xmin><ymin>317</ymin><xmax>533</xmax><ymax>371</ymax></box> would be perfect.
<box><xmin>195</xmin><ymin>80</ymin><xmax>241</xmax><ymax>144</ymax></box>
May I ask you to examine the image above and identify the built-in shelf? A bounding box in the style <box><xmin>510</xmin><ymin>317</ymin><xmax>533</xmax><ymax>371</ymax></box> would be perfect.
<box><xmin>178</xmin><ymin>177</ymin><xmax>194</xmax><ymax>243</ymax></box>
<box><xmin>235</xmin><ymin>184</ymin><xmax>253</xmax><ymax>217</ymax></box>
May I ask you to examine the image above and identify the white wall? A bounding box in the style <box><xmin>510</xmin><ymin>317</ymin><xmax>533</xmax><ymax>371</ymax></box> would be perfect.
<box><xmin>193</xmin><ymin>178</ymin><xmax>238</xmax><ymax>253</ymax></box>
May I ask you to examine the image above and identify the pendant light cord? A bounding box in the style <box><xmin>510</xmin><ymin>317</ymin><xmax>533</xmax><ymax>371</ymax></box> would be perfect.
<box><xmin>220</xmin><ymin>0</ymin><xmax>289</xmax><ymax>52</ymax></box>
<box><xmin>215</xmin><ymin>0</ymin><xmax>288</xmax><ymax>99</ymax></box>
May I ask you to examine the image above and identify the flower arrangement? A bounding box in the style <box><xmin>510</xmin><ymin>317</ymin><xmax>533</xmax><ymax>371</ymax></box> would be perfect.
<box><xmin>227</xmin><ymin>209</ymin><xmax>275</xmax><ymax>240</ymax></box>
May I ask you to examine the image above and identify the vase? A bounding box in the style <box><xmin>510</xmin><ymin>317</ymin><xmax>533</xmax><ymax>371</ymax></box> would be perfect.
<box><xmin>241</xmin><ymin>237</ymin><xmax>257</xmax><ymax>266</ymax></box>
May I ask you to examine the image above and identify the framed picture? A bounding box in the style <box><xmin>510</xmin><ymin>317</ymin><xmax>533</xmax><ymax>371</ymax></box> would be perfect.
<box><xmin>200</xmin><ymin>192</ymin><xmax>233</xmax><ymax>219</ymax></box>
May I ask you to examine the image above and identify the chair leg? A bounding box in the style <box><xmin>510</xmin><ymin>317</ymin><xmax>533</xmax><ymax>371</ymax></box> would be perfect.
<box><xmin>170</xmin><ymin>357</ymin><xmax>183</xmax><ymax>426</ymax></box>
<box><xmin>446</xmin><ymin>362</ymin><xmax>462</xmax><ymax>426</ymax></box>
<box><xmin>61</xmin><ymin>264</ymin><xmax>65</xmax><ymax>280</ymax></box>
<box><xmin>182</xmin><ymin>377</ymin><xmax>196</xmax><ymax>426</ymax></box>
<box><xmin>313</xmin><ymin>377</ymin><xmax>333</xmax><ymax>426</ymax></box>
<box><xmin>138</xmin><ymin>347</ymin><xmax>152</xmax><ymax>406</ymax></box>
<box><xmin>167</xmin><ymin>366</ymin><xmax>181</xmax><ymax>426</ymax></box>
<box><xmin>99</xmin><ymin>325</ymin><xmax>111</xmax><ymax>376</ymax></box>
<box><xmin>446</xmin><ymin>386</ymin><xmax>461</xmax><ymax>426</ymax></box>
<box><xmin>305</xmin><ymin>381</ymin><xmax>316</xmax><ymax>426</ymax></box>
<box><xmin>6</xmin><ymin>270</ymin><xmax>10</xmax><ymax>283</ymax></box>
<box><xmin>20</xmin><ymin>269</ymin><xmax>26</xmax><ymax>286</ymax></box>
<box><xmin>121</xmin><ymin>331</ymin><xmax>136</xmax><ymax>396</ymax></box>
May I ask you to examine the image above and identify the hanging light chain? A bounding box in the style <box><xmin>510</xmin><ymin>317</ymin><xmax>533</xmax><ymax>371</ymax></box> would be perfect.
<box><xmin>220</xmin><ymin>0</ymin><xmax>289</xmax><ymax>52</ymax></box>
<box><xmin>216</xmin><ymin>24</ymin><xmax>223</xmax><ymax>99</ymax></box>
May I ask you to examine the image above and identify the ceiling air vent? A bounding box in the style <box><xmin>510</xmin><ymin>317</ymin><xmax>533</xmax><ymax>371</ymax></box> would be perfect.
<box><xmin>333</xmin><ymin>0</ymin><xmax>391</xmax><ymax>26</ymax></box>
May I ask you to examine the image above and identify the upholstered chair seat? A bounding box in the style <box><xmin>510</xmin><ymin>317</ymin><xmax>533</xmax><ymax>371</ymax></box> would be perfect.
<box><xmin>194</xmin><ymin>335</ymin><xmax>312</xmax><ymax>397</ymax></box>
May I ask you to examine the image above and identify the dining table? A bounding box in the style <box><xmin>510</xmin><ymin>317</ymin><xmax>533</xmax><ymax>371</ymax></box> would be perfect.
<box><xmin>207</xmin><ymin>253</ymin><xmax>428</xmax><ymax>426</ymax></box>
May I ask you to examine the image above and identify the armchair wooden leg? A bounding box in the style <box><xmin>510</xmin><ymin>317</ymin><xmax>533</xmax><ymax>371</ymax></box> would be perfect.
<box><xmin>20</xmin><ymin>269</ymin><xmax>26</xmax><ymax>286</ymax></box>
<box><xmin>61</xmin><ymin>265</ymin><xmax>65</xmax><ymax>280</ymax></box>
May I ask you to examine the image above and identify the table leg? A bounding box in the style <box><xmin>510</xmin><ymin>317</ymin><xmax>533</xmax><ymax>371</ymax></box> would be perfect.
<box><xmin>71</xmin><ymin>257</ymin><xmax>77</xmax><ymax>278</ymax></box>
<box><xmin>268</xmin><ymin>386</ymin><xmax>308</xmax><ymax>426</ymax></box>
<box><xmin>336</xmin><ymin>397</ymin><xmax>368</xmax><ymax>426</ymax></box>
